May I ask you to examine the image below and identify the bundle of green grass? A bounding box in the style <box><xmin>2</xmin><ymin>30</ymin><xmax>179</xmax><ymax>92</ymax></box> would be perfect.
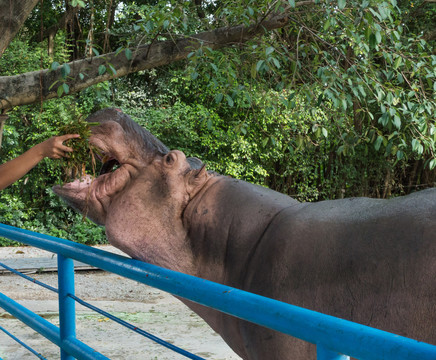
<box><xmin>58</xmin><ymin>118</ymin><xmax>100</xmax><ymax>181</ymax></box>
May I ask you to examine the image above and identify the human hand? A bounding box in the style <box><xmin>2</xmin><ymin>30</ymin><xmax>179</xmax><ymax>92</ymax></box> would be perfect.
<box><xmin>38</xmin><ymin>134</ymin><xmax>80</xmax><ymax>159</ymax></box>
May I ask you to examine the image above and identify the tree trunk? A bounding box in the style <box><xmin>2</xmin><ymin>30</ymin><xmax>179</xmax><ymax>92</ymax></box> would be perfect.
<box><xmin>0</xmin><ymin>0</ymin><xmax>40</xmax><ymax>56</ymax></box>
<box><xmin>103</xmin><ymin>0</ymin><xmax>114</xmax><ymax>54</ymax></box>
<box><xmin>0</xmin><ymin>114</ymin><xmax>8</xmax><ymax>149</ymax></box>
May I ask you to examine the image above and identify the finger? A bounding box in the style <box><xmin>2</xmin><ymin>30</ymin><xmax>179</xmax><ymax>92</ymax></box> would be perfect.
<box><xmin>58</xmin><ymin>151</ymin><xmax>70</xmax><ymax>159</ymax></box>
<box><xmin>57</xmin><ymin>135</ymin><xmax>79</xmax><ymax>153</ymax></box>
<box><xmin>58</xmin><ymin>141</ymin><xmax>74</xmax><ymax>151</ymax></box>
<box><xmin>58</xmin><ymin>134</ymin><xmax>80</xmax><ymax>142</ymax></box>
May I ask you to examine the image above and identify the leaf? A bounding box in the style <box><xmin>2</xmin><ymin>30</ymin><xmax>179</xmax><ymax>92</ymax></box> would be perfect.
<box><xmin>396</xmin><ymin>150</ymin><xmax>404</xmax><ymax>160</ymax></box>
<box><xmin>411</xmin><ymin>139</ymin><xmax>423</xmax><ymax>154</ymax></box>
<box><xmin>207</xmin><ymin>118</ymin><xmax>213</xmax><ymax>130</ymax></box>
<box><xmin>369</xmin><ymin>34</ymin><xmax>377</xmax><ymax>49</ymax></box>
<box><xmin>377</xmin><ymin>3</ymin><xmax>389</xmax><ymax>19</ymax></box>
<box><xmin>270</xmin><ymin>136</ymin><xmax>276</xmax><ymax>146</ymax></box>
<box><xmin>374</xmin><ymin>136</ymin><xmax>384</xmax><ymax>151</ymax></box>
<box><xmin>226</xmin><ymin>95</ymin><xmax>234</xmax><ymax>107</ymax></box>
<box><xmin>98</xmin><ymin>65</ymin><xmax>106</xmax><ymax>75</ymax></box>
<box><xmin>271</xmin><ymin>57</ymin><xmax>281</xmax><ymax>69</ymax></box>
<box><xmin>342</xmin><ymin>98</ymin><xmax>348</xmax><ymax>110</ymax></box>
<box><xmin>215</xmin><ymin>93</ymin><xmax>223</xmax><ymax>104</ymax></box>
<box><xmin>108</xmin><ymin>64</ymin><xmax>117</xmax><ymax>76</ymax></box>
<box><xmin>358</xmin><ymin>85</ymin><xmax>366</xmax><ymax>97</ymax></box>
<box><xmin>125</xmin><ymin>48</ymin><xmax>133</xmax><ymax>60</ymax></box>
<box><xmin>62</xmin><ymin>83</ymin><xmax>70</xmax><ymax>94</ymax></box>
<box><xmin>393</xmin><ymin>56</ymin><xmax>402</xmax><ymax>69</ymax></box>
<box><xmin>338</xmin><ymin>0</ymin><xmax>346</xmax><ymax>9</ymax></box>
<box><xmin>262</xmin><ymin>137</ymin><xmax>269</xmax><ymax>147</ymax></box>
<box><xmin>251</xmin><ymin>63</ymin><xmax>257</xmax><ymax>79</ymax></box>
<box><xmin>57</xmin><ymin>85</ymin><xmax>64</xmax><ymax>97</ymax></box>
<box><xmin>256</xmin><ymin>60</ymin><xmax>265</xmax><ymax>72</ymax></box>
<box><xmin>288</xmin><ymin>0</ymin><xmax>296</xmax><ymax>7</ymax></box>
<box><xmin>51</xmin><ymin>62</ymin><xmax>60</xmax><ymax>70</ymax></box>
<box><xmin>393</xmin><ymin>115</ymin><xmax>401</xmax><ymax>129</ymax></box>
<box><xmin>411</xmin><ymin>138</ymin><xmax>419</xmax><ymax>152</ymax></box>
<box><xmin>266</xmin><ymin>47</ymin><xmax>274</xmax><ymax>56</ymax></box>
<box><xmin>375</xmin><ymin>31</ymin><xmax>382</xmax><ymax>44</ymax></box>
<box><xmin>61</xmin><ymin>63</ymin><xmax>71</xmax><ymax>78</ymax></box>
<box><xmin>397</xmin><ymin>73</ymin><xmax>404</xmax><ymax>84</ymax></box>
<box><xmin>79</xmin><ymin>73</ymin><xmax>84</xmax><ymax>80</ymax></box>
<box><xmin>92</xmin><ymin>47</ymin><xmax>100</xmax><ymax>56</ymax></box>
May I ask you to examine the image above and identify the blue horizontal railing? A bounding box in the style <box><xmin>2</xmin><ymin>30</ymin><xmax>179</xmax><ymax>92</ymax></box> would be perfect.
<box><xmin>0</xmin><ymin>223</ymin><xmax>435</xmax><ymax>360</ymax></box>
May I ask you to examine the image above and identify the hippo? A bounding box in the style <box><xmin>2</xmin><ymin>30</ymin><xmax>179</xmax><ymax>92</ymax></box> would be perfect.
<box><xmin>53</xmin><ymin>108</ymin><xmax>436</xmax><ymax>360</ymax></box>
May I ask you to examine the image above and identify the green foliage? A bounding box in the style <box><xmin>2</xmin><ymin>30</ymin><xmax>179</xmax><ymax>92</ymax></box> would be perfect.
<box><xmin>112</xmin><ymin>70</ymin><xmax>408</xmax><ymax>201</ymax></box>
<box><xmin>1</xmin><ymin>0</ymin><xmax>435</xmax><ymax>246</ymax></box>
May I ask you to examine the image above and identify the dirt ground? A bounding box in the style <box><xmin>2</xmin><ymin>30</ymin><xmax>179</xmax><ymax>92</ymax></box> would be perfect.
<box><xmin>0</xmin><ymin>246</ymin><xmax>241</xmax><ymax>360</ymax></box>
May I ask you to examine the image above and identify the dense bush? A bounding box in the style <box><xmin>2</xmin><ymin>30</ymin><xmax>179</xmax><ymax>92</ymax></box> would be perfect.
<box><xmin>114</xmin><ymin>69</ymin><xmax>430</xmax><ymax>202</ymax></box>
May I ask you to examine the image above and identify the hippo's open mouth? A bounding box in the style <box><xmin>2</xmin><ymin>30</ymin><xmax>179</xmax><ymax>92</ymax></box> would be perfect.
<box><xmin>99</xmin><ymin>157</ymin><xmax>120</xmax><ymax>175</ymax></box>
<box><xmin>53</xmin><ymin>138</ymin><xmax>132</xmax><ymax>225</ymax></box>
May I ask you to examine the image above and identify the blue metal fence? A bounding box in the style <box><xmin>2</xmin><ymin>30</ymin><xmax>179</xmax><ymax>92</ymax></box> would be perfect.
<box><xmin>0</xmin><ymin>223</ymin><xmax>435</xmax><ymax>360</ymax></box>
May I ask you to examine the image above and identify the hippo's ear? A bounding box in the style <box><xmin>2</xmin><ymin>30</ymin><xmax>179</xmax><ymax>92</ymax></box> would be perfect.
<box><xmin>186</xmin><ymin>165</ymin><xmax>208</xmax><ymax>198</ymax></box>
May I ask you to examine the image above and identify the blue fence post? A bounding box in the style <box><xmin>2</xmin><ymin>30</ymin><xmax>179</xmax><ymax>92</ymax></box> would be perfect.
<box><xmin>57</xmin><ymin>254</ymin><xmax>76</xmax><ymax>360</ymax></box>
<box><xmin>317</xmin><ymin>344</ymin><xmax>350</xmax><ymax>360</ymax></box>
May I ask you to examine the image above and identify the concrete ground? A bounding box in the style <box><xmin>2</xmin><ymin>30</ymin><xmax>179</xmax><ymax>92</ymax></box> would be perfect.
<box><xmin>0</xmin><ymin>246</ymin><xmax>241</xmax><ymax>360</ymax></box>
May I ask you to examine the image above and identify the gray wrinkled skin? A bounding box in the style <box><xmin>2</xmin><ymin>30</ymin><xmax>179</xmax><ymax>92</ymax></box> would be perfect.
<box><xmin>53</xmin><ymin>108</ymin><xmax>436</xmax><ymax>360</ymax></box>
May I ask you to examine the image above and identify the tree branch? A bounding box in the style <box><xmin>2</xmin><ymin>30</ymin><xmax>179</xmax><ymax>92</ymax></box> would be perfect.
<box><xmin>0</xmin><ymin>5</ymin><xmax>313</xmax><ymax>110</ymax></box>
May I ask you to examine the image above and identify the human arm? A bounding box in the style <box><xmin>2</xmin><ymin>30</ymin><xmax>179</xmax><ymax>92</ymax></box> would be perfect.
<box><xmin>0</xmin><ymin>134</ymin><xmax>80</xmax><ymax>190</ymax></box>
